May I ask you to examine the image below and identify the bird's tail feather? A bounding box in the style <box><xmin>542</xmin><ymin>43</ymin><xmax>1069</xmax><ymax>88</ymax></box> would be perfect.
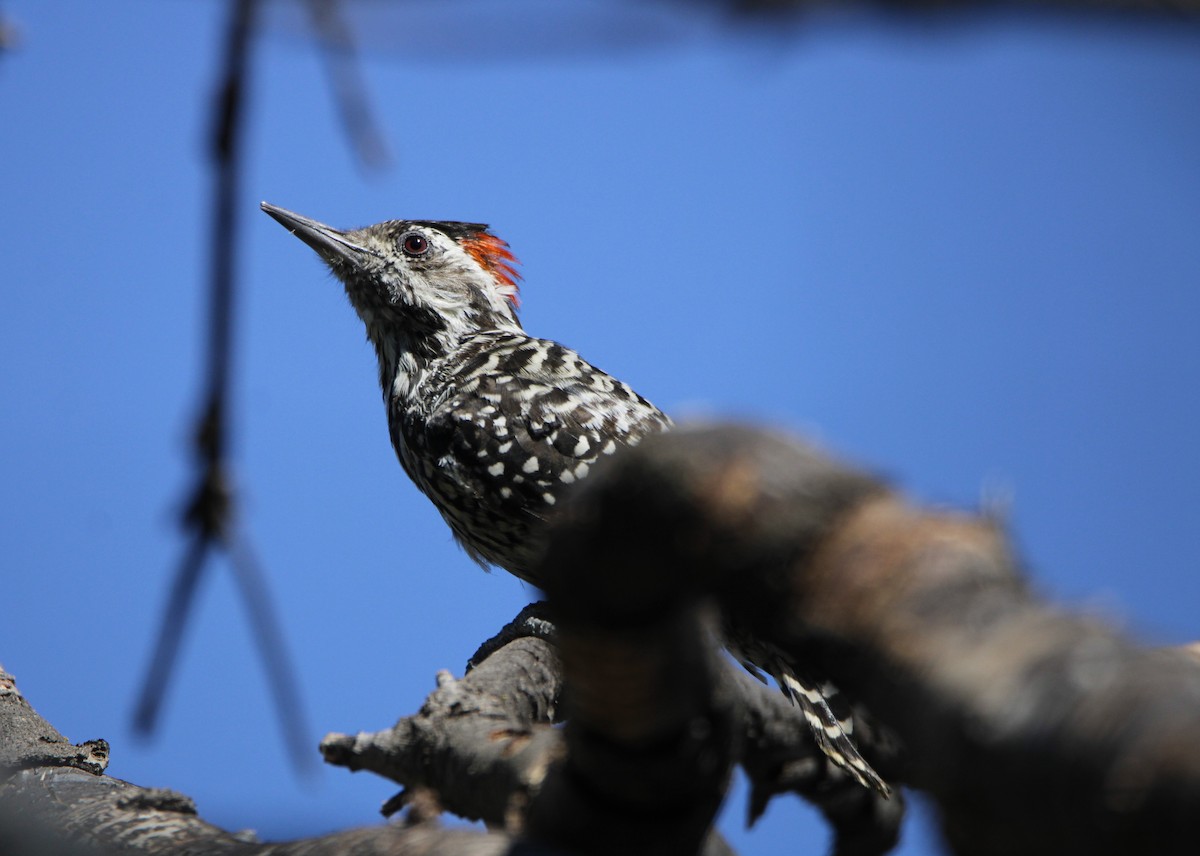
<box><xmin>778</xmin><ymin>666</ymin><xmax>890</xmax><ymax>796</ymax></box>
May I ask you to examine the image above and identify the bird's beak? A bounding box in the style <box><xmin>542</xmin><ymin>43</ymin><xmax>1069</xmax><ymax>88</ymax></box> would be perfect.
<box><xmin>261</xmin><ymin>202</ymin><xmax>372</xmax><ymax>267</ymax></box>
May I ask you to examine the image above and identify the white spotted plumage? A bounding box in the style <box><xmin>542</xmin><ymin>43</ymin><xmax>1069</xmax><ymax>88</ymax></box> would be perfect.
<box><xmin>390</xmin><ymin>330</ymin><xmax>670</xmax><ymax>581</ymax></box>
<box><xmin>261</xmin><ymin>202</ymin><xmax>889</xmax><ymax>798</ymax></box>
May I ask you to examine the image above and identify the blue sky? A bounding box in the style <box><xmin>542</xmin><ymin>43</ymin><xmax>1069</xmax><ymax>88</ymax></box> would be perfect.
<box><xmin>2</xmin><ymin>2</ymin><xmax>1199</xmax><ymax>854</ymax></box>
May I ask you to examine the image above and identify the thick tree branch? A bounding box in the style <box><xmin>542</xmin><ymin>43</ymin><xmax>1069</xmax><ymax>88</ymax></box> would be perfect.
<box><xmin>546</xmin><ymin>423</ymin><xmax>1200</xmax><ymax>856</ymax></box>
<box><xmin>327</xmin><ymin>604</ymin><xmax>902</xmax><ymax>855</ymax></box>
<box><xmin>324</xmin><ymin>606</ymin><xmax>741</xmax><ymax>855</ymax></box>
<box><xmin>0</xmin><ymin>668</ymin><xmax>555</xmax><ymax>856</ymax></box>
<box><xmin>321</xmin><ymin>636</ymin><xmax>565</xmax><ymax>826</ymax></box>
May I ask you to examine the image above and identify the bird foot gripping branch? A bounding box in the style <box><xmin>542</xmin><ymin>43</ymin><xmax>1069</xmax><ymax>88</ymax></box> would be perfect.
<box><xmin>260</xmin><ymin>202</ymin><xmax>890</xmax><ymax>798</ymax></box>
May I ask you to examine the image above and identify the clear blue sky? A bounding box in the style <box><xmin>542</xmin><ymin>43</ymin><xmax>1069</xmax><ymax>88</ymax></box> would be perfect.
<box><xmin>2</xmin><ymin>2</ymin><xmax>1199</xmax><ymax>854</ymax></box>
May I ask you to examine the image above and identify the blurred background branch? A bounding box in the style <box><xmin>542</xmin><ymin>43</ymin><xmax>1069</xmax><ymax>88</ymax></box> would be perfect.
<box><xmin>131</xmin><ymin>0</ymin><xmax>314</xmax><ymax>772</ymax></box>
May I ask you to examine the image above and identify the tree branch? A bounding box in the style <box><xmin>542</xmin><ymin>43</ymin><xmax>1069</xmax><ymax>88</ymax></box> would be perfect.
<box><xmin>15</xmin><ymin>422</ymin><xmax>1200</xmax><ymax>855</ymax></box>
<box><xmin>0</xmin><ymin>667</ymin><xmax>552</xmax><ymax>856</ymax></box>
<box><xmin>321</xmin><ymin>636</ymin><xmax>564</xmax><ymax>826</ymax></box>
<box><xmin>544</xmin><ymin>423</ymin><xmax>1200</xmax><ymax>856</ymax></box>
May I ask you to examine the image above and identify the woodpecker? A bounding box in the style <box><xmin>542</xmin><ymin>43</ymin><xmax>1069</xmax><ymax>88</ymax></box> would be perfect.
<box><xmin>261</xmin><ymin>202</ymin><xmax>888</xmax><ymax>796</ymax></box>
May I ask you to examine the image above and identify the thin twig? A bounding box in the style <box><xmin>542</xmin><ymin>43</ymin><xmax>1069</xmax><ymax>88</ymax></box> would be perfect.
<box><xmin>132</xmin><ymin>533</ymin><xmax>209</xmax><ymax>735</ymax></box>
<box><xmin>135</xmin><ymin>0</ymin><xmax>312</xmax><ymax>774</ymax></box>
<box><xmin>306</xmin><ymin>0</ymin><xmax>391</xmax><ymax>171</ymax></box>
<box><xmin>227</xmin><ymin>529</ymin><xmax>315</xmax><ymax>774</ymax></box>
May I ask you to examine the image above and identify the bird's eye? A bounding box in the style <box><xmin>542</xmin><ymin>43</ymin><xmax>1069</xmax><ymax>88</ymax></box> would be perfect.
<box><xmin>401</xmin><ymin>232</ymin><xmax>429</xmax><ymax>257</ymax></box>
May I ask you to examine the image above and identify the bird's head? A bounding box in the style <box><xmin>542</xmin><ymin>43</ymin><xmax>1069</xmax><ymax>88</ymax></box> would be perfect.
<box><xmin>261</xmin><ymin>203</ymin><xmax>522</xmax><ymax>351</ymax></box>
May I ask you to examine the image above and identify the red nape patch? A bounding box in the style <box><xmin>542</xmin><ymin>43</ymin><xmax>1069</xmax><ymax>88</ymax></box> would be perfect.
<box><xmin>462</xmin><ymin>232</ymin><xmax>522</xmax><ymax>308</ymax></box>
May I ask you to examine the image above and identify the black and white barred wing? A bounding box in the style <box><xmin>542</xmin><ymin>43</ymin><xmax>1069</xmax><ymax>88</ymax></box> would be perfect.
<box><xmin>414</xmin><ymin>334</ymin><xmax>670</xmax><ymax>582</ymax></box>
<box><xmin>731</xmin><ymin>638</ymin><xmax>889</xmax><ymax>796</ymax></box>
